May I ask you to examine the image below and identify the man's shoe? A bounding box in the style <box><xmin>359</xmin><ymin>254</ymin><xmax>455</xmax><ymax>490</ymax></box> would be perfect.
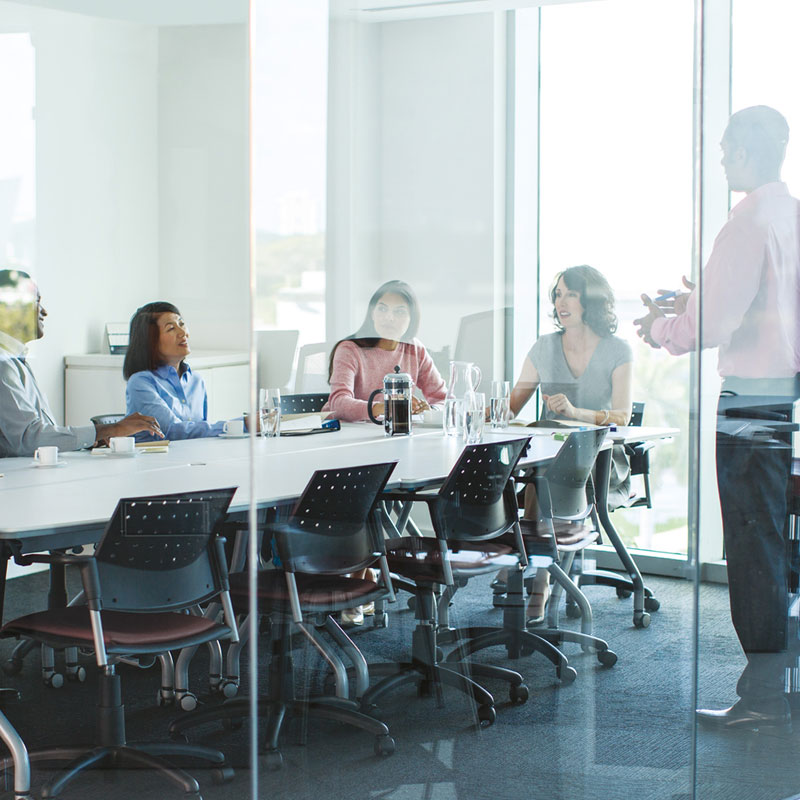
<box><xmin>696</xmin><ymin>701</ymin><xmax>791</xmax><ymax>734</ymax></box>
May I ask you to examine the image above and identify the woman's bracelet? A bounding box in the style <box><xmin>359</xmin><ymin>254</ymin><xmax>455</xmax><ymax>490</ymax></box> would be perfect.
<box><xmin>598</xmin><ymin>409</ymin><xmax>610</xmax><ymax>425</ymax></box>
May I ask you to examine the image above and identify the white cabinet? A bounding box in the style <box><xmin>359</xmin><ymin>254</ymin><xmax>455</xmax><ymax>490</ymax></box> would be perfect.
<box><xmin>64</xmin><ymin>352</ymin><xmax>250</xmax><ymax>426</ymax></box>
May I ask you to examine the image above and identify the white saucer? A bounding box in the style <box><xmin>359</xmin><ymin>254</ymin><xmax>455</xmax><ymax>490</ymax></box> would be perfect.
<box><xmin>107</xmin><ymin>450</ymin><xmax>137</xmax><ymax>458</ymax></box>
<box><xmin>219</xmin><ymin>432</ymin><xmax>249</xmax><ymax>439</ymax></box>
<box><xmin>32</xmin><ymin>460</ymin><xmax>66</xmax><ymax>468</ymax></box>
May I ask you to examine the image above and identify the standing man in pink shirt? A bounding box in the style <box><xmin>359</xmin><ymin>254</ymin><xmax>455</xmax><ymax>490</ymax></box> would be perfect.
<box><xmin>635</xmin><ymin>105</ymin><xmax>800</xmax><ymax>733</ymax></box>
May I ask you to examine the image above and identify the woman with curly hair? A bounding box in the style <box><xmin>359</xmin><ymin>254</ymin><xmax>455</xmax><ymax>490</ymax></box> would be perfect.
<box><xmin>508</xmin><ymin>265</ymin><xmax>633</xmax><ymax>624</ymax></box>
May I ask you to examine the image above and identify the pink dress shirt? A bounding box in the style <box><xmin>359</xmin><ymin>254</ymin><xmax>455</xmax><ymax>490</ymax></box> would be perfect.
<box><xmin>324</xmin><ymin>339</ymin><xmax>447</xmax><ymax>422</ymax></box>
<box><xmin>651</xmin><ymin>182</ymin><xmax>800</xmax><ymax>379</ymax></box>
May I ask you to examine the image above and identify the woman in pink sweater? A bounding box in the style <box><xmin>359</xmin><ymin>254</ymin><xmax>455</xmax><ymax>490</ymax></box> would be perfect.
<box><xmin>324</xmin><ymin>280</ymin><xmax>447</xmax><ymax>422</ymax></box>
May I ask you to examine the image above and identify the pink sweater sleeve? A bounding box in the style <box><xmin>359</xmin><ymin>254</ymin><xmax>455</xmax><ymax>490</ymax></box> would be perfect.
<box><xmin>413</xmin><ymin>342</ymin><xmax>447</xmax><ymax>405</ymax></box>
<box><xmin>326</xmin><ymin>343</ymin><xmax>377</xmax><ymax>422</ymax></box>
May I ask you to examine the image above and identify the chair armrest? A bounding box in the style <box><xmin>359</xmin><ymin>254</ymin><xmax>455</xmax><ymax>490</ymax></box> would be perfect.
<box><xmin>382</xmin><ymin>489</ymin><xmax>440</xmax><ymax>507</ymax></box>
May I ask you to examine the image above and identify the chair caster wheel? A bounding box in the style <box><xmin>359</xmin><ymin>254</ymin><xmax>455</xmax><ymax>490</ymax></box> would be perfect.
<box><xmin>557</xmin><ymin>665</ymin><xmax>577</xmax><ymax>684</ymax></box>
<box><xmin>616</xmin><ymin>586</ymin><xmax>632</xmax><ymax>599</ymax></box>
<box><xmin>565</xmin><ymin>603</ymin><xmax>582</xmax><ymax>619</ymax></box>
<box><xmin>644</xmin><ymin>596</ymin><xmax>660</xmax><ymax>612</ymax></box>
<box><xmin>66</xmin><ymin>666</ymin><xmax>86</xmax><ymax>682</ymax></box>
<box><xmin>598</xmin><ymin>649</ymin><xmax>618</xmax><ymax>667</ymax></box>
<box><xmin>477</xmin><ymin>704</ymin><xmax>496</xmax><ymax>728</ymax></box>
<box><xmin>634</xmin><ymin>612</ymin><xmax>651</xmax><ymax>629</ymax></box>
<box><xmin>211</xmin><ymin>766</ymin><xmax>235</xmax><ymax>785</ymax></box>
<box><xmin>2</xmin><ymin>658</ymin><xmax>22</xmax><ymax>676</ymax></box>
<box><xmin>156</xmin><ymin>690</ymin><xmax>175</xmax><ymax>707</ymax></box>
<box><xmin>509</xmin><ymin>684</ymin><xmax>529</xmax><ymax>705</ymax></box>
<box><xmin>264</xmin><ymin>749</ymin><xmax>283</xmax><ymax>771</ymax></box>
<box><xmin>218</xmin><ymin>679</ymin><xmax>239</xmax><ymax>699</ymax></box>
<box><xmin>44</xmin><ymin>672</ymin><xmax>64</xmax><ymax>689</ymax></box>
<box><xmin>374</xmin><ymin>734</ymin><xmax>395</xmax><ymax>757</ymax></box>
<box><xmin>178</xmin><ymin>692</ymin><xmax>198</xmax><ymax>711</ymax></box>
<box><xmin>373</xmin><ymin>613</ymin><xmax>389</xmax><ymax>629</ymax></box>
<box><xmin>406</xmin><ymin>596</ymin><xmax>416</xmax><ymax>612</ymax></box>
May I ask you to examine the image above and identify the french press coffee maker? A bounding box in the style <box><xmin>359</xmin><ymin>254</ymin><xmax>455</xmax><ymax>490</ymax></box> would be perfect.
<box><xmin>367</xmin><ymin>366</ymin><xmax>413</xmax><ymax>436</ymax></box>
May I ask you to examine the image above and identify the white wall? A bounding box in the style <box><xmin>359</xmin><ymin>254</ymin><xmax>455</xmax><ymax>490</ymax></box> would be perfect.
<box><xmin>0</xmin><ymin>3</ymin><xmax>249</xmax><ymax>424</ymax></box>
<box><xmin>157</xmin><ymin>23</ymin><xmax>249</xmax><ymax>352</ymax></box>
<box><xmin>328</xmin><ymin>13</ymin><xmax>498</xmax><ymax>355</ymax></box>
<box><xmin>23</xmin><ymin>7</ymin><xmax>160</xmax><ymax>421</ymax></box>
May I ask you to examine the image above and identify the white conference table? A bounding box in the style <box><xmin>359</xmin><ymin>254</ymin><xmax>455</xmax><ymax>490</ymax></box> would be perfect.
<box><xmin>0</xmin><ymin>422</ymin><xmax>675</xmax><ymax>619</ymax></box>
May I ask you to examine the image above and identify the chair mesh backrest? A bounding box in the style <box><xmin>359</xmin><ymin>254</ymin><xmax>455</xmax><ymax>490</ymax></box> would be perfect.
<box><xmin>630</xmin><ymin>401</ymin><xmax>645</xmax><ymax>427</ymax></box>
<box><xmin>277</xmin><ymin>462</ymin><xmax>396</xmax><ymax>575</ymax></box>
<box><xmin>543</xmin><ymin>428</ymin><xmax>606</xmax><ymax>518</ymax></box>
<box><xmin>436</xmin><ymin>438</ymin><xmax>529</xmax><ymax>541</ymax></box>
<box><xmin>280</xmin><ymin>393</ymin><xmax>330</xmax><ymax>414</ymax></box>
<box><xmin>94</xmin><ymin>487</ymin><xmax>236</xmax><ymax>611</ymax></box>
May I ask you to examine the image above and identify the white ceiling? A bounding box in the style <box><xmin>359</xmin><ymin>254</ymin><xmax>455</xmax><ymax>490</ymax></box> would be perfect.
<box><xmin>5</xmin><ymin>0</ymin><xmax>247</xmax><ymax>26</ymax></box>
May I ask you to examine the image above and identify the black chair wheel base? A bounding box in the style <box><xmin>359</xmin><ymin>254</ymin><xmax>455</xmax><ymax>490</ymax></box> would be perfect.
<box><xmin>66</xmin><ymin>666</ymin><xmax>86</xmax><ymax>683</ymax></box>
<box><xmin>509</xmin><ymin>684</ymin><xmax>529</xmax><ymax>705</ymax></box>
<box><xmin>477</xmin><ymin>704</ymin><xmax>496</xmax><ymax>728</ymax></box>
<box><xmin>565</xmin><ymin>603</ymin><xmax>582</xmax><ymax>619</ymax></box>
<box><xmin>597</xmin><ymin>649</ymin><xmax>618</xmax><ymax>667</ymax></box>
<box><xmin>615</xmin><ymin>586</ymin><xmax>632</xmax><ymax>599</ymax></box>
<box><xmin>634</xmin><ymin>612</ymin><xmax>651</xmax><ymax>629</ymax></box>
<box><xmin>374</xmin><ymin>734</ymin><xmax>395</xmax><ymax>757</ymax></box>
<box><xmin>2</xmin><ymin>658</ymin><xmax>22</xmax><ymax>676</ymax></box>
<box><xmin>211</xmin><ymin>766</ymin><xmax>235</xmax><ymax>785</ymax></box>
<box><xmin>644</xmin><ymin>596</ymin><xmax>661</xmax><ymax>612</ymax></box>
<box><xmin>557</xmin><ymin>665</ymin><xmax>578</xmax><ymax>684</ymax></box>
<box><xmin>264</xmin><ymin>749</ymin><xmax>283</xmax><ymax>771</ymax></box>
<box><xmin>491</xmin><ymin>593</ymin><xmax>506</xmax><ymax>609</ymax></box>
<box><xmin>44</xmin><ymin>672</ymin><xmax>64</xmax><ymax>689</ymax></box>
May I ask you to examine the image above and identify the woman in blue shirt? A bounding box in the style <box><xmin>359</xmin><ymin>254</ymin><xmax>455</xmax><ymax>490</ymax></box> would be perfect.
<box><xmin>123</xmin><ymin>302</ymin><xmax>226</xmax><ymax>440</ymax></box>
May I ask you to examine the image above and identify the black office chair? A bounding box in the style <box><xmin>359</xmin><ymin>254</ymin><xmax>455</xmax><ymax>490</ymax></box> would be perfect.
<box><xmin>279</xmin><ymin>393</ymin><xmax>330</xmax><ymax>415</ymax></box>
<box><xmin>0</xmin><ymin>488</ymin><xmax>239</xmax><ymax>800</ymax></box>
<box><xmin>89</xmin><ymin>413</ymin><xmax>125</xmax><ymax>426</ymax></box>
<box><xmin>574</xmin><ymin>402</ymin><xmax>661</xmax><ymax>617</ymax></box>
<box><xmin>170</xmin><ymin>462</ymin><xmax>398</xmax><ymax>771</ymax></box>
<box><xmin>447</xmin><ymin>429</ymin><xmax>616</xmax><ymax>680</ymax></box>
<box><xmin>363</xmin><ymin>438</ymin><xmax>533</xmax><ymax>727</ymax></box>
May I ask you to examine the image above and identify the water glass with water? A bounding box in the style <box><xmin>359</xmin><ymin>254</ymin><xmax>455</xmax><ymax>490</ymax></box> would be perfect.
<box><xmin>443</xmin><ymin>397</ymin><xmax>464</xmax><ymax>437</ymax></box>
<box><xmin>490</xmin><ymin>380</ymin><xmax>511</xmax><ymax>429</ymax></box>
<box><xmin>259</xmin><ymin>388</ymin><xmax>281</xmax><ymax>438</ymax></box>
<box><xmin>465</xmin><ymin>392</ymin><xmax>485</xmax><ymax>444</ymax></box>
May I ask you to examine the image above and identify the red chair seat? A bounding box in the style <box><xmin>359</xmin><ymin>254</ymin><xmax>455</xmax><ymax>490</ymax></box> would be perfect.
<box><xmin>385</xmin><ymin>537</ymin><xmax>515</xmax><ymax>583</ymax></box>
<box><xmin>2</xmin><ymin>608</ymin><xmax>227</xmax><ymax>653</ymax></box>
<box><xmin>229</xmin><ymin>570</ymin><xmax>381</xmax><ymax>612</ymax></box>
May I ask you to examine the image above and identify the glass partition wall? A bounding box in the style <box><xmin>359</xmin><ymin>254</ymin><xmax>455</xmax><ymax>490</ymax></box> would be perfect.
<box><xmin>2</xmin><ymin>0</ymin><xmax>799</xmax><ymax>797</ymax></box>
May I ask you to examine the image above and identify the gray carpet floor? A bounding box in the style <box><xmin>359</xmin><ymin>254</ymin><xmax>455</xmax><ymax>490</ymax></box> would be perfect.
<box><xmin>0</xmin><ymin>569</ymin><xmax>797</xmax><ymax>800</ymax></box>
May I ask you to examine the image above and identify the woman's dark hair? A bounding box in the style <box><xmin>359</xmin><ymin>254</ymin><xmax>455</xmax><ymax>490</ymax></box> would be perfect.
<box><xmin>551</xmin><ymin>265</ymin><xmax>618</xmax><ymax>337</ymax></box>
<box><xmin>328</xmin><ymin>280</ymin><xmax>421</xmax><ymax>382</ymax></box>
<box><xmin>123</xmin><ymin>301</ymin><xmax>182</xmax><ymax>380</ymax></box>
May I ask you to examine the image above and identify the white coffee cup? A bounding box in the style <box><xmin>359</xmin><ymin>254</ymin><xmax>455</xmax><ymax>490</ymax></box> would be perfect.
<box><xmin>109</xmin><ymin>436</ymin><xmax>135</xmax><ymax>455</ymax></box>
<box><xmin>223</xmin><ymin>418</ymin><xmax>245</xmax><ymax>436</ymax></box>
<box><xmin>34</xmin><ymin>446</ymin><xmax>59</xmax><ymax>466</ymax></box>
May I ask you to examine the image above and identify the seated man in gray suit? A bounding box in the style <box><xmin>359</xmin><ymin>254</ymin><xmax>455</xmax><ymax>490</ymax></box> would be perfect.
<box><xmin>0</xmin><ymin>269</ymin><xmax>162</xmax><ymax>457</ymax></box>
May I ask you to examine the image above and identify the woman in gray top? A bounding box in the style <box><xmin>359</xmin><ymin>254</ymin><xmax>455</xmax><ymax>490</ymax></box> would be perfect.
<box><xmin>509</xmin><ymin>265</ymin><xmax>633</xmax><ymax>624</ymax></box>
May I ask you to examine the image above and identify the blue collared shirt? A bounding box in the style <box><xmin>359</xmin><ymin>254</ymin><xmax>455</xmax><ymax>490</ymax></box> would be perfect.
<box><xmin>126</xmin><ymin>363</ymin><xmax>225</xmax><ymax>441</ymax></box>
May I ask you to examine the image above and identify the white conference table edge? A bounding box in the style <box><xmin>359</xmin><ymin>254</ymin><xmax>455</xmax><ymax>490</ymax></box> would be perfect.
<box><xmin>0</xmin><ymin>423</ymin><xmax>678</xmax><ymax>545</ymax></box>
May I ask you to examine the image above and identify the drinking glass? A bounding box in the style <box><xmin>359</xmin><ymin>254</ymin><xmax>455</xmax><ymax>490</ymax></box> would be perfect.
<box><xmin>464</xmin><ymin>392</ymin><xmax>485</xmax><ymax>444</ymax></box>
<box><xmin>490</xmin><ymin>380</ymin><xmax>511</xmax><ymax>430</ymax></box>
<box><xmin>259</xmin><ymin>388</ymin><xmax>281</xmax><ymax>438</ymax></box>
<box><xmin>443</xmin><ymin>396</ymin><xmax>463</xmax><ymax>437</ymax></box>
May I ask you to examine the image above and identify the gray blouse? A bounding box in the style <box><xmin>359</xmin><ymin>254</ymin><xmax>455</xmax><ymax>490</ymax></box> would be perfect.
<box><xmin>527</xmin><ymin>333</ymin><xmax>632</xmax><ymax>420</ymax></box>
